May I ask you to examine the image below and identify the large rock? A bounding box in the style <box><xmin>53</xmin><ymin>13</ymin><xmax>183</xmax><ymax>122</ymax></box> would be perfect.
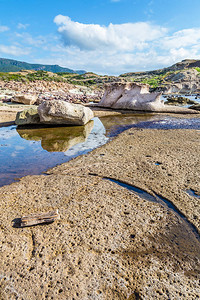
<box><xmin>98</xmin><ymin>82</ymin><xmax>164</xmax><ymax>111</ymax></box>
<box><xmin>12</xmin><ymin>94</ymin><xmax>38</xmax><ymax>105</ymax></box>
<box><xmin>38</xmin><ymin>100</ymin><xmax>94</xmax><ymax>125</ymax></box>
<box><xmin>15</xmin><ymin>107</ymin><xmax>40</xmax><ymax>125</ymax></box>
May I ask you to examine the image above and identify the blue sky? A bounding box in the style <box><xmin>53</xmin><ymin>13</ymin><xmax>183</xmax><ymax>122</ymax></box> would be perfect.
<box><xmin>0</xmin><ymin>0</ymin><xmax>200</xmax><ymax>74</ymax></box>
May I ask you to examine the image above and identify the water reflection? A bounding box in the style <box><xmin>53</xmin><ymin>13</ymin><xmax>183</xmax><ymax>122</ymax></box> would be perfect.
<box><xmin>100</xmin><ymin>113</ymin><xmax>156</xmax><ymax>136</ymax></box>
<box><xmin>17</xmin><ymin>121</ymin><xmax>94</xmax><ymax>152</ymax></box>
<box><xmin>1</xmin><ymin>113</ymin><xmax>199</xmax><ymax>187</ymax></box>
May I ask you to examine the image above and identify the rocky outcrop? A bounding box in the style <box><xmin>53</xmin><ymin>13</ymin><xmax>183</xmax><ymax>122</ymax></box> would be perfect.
<box><xmin>15</xmin><ymin>107</ymin><xmax>40</xmax><ymax>125</ymax></box>
<box><xmin>165</xmin><ymin>96</ymin><xmax>198</xmax><ymax>106</ymax></box>
<box><xmin>98</xmin><ymin>82</ymin><xmax>164</xmax><ymax>111</ymax></box>
<box><xmin>12</xmin><ymin>94</ymin><xmax>38</xmax><ymax>105</ymax></box>
<box><xmin>164</xmin><ymin>69</ymin><xmax>200</xmax><ymax>94</ymax></box>
<box><xmin>38</xmin><ymin>100</ymin><xmax>94</xmax><ymax>125</ymax></box>
<box><xmin>155</xmin><ymin>69</ymin><xmax>200</xmax><ymax>94</ymax></box>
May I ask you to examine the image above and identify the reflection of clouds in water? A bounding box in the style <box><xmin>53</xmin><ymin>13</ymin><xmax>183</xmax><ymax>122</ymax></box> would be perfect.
<box><xmin>0</xmin><ymin>126</ymin><xmax>18</xmax><ymax>140</ymax></box>
<box><xmin>11</xmin><ymin>152</ymin><xmax>17</xmax><ymax>157</ymax></box>
<box><xmin>15</xmin><ymin>146</ymin><xmax>25</xmax><ymax>150</ymax></box>
<box><xmin>64</xmin><ymin>118</ymin><xmax>108</xmax><ymax>158</ymax></box>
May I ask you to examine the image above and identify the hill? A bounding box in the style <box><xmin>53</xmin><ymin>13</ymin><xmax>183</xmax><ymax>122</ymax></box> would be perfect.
<box><xmin>120</xmin><ymin>59</ymin><xmax>200</xmax><ymax>77</ymax></box>
<box><xmin>0</xmin><ymin>58</ymin><xmax>85</xmax><ymax>74</ymax></box>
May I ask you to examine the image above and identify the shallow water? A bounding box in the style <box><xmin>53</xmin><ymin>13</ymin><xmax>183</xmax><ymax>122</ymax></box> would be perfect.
<box><xmin>0</xmin><ymin>114</ymin><xmax>200</xmax><ymax>187</ymax></box>
<box><xmin>105</xmin><ymin>177</ymin><xmax>200</xmax><ymax>242</ymax></box>
<box><xmin>0</xmin><ymin>114</ymin><xmax>154</xmax><ymax>187</ymax></box>
<box><xmin>186</xmin><ymin>189</ymin><xmax>200</xmax><ymax>199</ymax></box>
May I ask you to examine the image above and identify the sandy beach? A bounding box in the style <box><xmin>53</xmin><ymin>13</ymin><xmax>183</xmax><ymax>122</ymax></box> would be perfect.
<box><xmin>0</xmin><ymin>121</ymin><xmax>199</xmax><ymax>299</ymax></box>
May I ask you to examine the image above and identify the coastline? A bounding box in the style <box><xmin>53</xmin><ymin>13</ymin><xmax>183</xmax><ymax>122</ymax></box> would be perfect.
<box><xmin>0</xmin><ymin>124</ymin><xmax>199</xmax><ymax>299</ymax></box>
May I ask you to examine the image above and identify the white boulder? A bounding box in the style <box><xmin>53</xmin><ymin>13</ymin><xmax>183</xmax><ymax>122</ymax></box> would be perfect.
<box><xmin>12</xmin><ymin>94</ymin><xmax>38</xmax><ymax>105</ymax></box>
<box><xmin>98</xmin><ymin>83</ymin><xmax>165</xmax><ymax>111</ymax></box>
<box><xmin>38</xmin><ymin>100</ymin><xmax>94</xmax><ymax>125</ymax></box>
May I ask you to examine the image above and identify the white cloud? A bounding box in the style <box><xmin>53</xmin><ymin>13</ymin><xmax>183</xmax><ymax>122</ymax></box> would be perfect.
<box><xmin>54</xmin><ymin>15</ymin><xmax>167</xmax><ymax>51</ymax></box>
<box><xmin>0</xmin><ymin>25</ymin><xmax>9</xmax><ymax>33</ymax></box>
<box><xmin>51</xmin><ymin>15</ymin><xmax>200</xmax><ymax>74</ymax></box>
<box><xmin>17</xmin><ymin>23</ymin><xmax>29</xmax><ymax>30</ymax></box>
<box><xmin>15</xmin><ymin>32</ymin><xmax>46</xmax><ymax>47</ymax></box>
<box><xmin>0</xmin><ymin>44</ymin><xmax>30</xmax><ymax>56</ymax></box>
<box><xmin>162</xmin><ymin>28</ymin><xmax>200</xmax><ymax>49</ymax></box>
<box><xmin>2</xmin><ymin>14</ymin><xmax>200</xmax><ymax>76</ymax></box>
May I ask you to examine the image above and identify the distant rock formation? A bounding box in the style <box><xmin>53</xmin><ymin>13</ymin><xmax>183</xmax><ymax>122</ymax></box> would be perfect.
<box><xmin>163</xmin><ymin>69</ymin><xmax>200</xmax><ymax>94</ymax></box>
<box><xmin>98</xmin><ymin>83</ymin><xmax>164</xmax><ymax>111</ymax></box>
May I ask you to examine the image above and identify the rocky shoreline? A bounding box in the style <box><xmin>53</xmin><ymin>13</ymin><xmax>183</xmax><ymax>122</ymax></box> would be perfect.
<box><xmin>0</xmin><ymin>122</ymin><xmax>199</xmax><ymax>299</ymax></box>
<box><xmin>0</xmin><ymin>80</ymin><xmax>102</xmax><ymax>105</ymax></box>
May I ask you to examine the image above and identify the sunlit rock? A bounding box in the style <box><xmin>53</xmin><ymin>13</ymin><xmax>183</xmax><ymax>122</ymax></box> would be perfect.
<box><xmin>38</xmin><ymin>100</ymin><xmax>94</xmax><ymax>125</ymax></box>
<box><xmin>12</xmin><ymin>94</ymin><xmax>38</xmax><ymax>105</ymax></box>
<box><xmin>98</xmin><ymin>82</ymin><xmax>164</xmax><ymax>111</ymax></box>
<box><xmin>15</xmin><ymin>107</ymin><xmax>40</xmax><ymax>125</ymax></box>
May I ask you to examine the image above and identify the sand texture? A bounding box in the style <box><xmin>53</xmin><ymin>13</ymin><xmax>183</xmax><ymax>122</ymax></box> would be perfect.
<box><xmin>0</xmin><ymin>128</ymin><xmax>199</xmax><ymax>299</ymax></box>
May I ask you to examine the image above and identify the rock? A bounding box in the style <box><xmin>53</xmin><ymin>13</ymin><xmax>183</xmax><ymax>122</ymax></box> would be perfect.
<box><xmin>165</xmin><ymin>69</ymin><xmax>199</xmax><ymax>83</ymax></box>
<box><xmin>12</xmin><ymin>94</ymin><xmax>38</xmax><ymax>105</ymax></box>
<box><xmin>98</xmin><ymin>82</ymin><xmax>164</xmax><ymax>111</ymax></box>
<box><xmin>15</xmin><ymin>107</ymin><xmax>40</xmax><ymax>125</ymax></box>
<box><xmin>38</xmin><ymin>100</ymin><xmax>94</xmax><ymax>125</ymax></box>
<box><xmin>165</xmin><ymin>96</ymin><xmax>198</xmax><ymax>105</ymax></box>
<box><xmin>189</xmin><ymin>103</ymin><xmax>200</xmax><ymax>111</ymax></box>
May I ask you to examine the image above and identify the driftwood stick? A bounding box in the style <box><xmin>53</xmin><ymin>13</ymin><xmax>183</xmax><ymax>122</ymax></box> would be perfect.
<box><xmin>20</xmin><ymin>209</ymin><xmax>59</xmax><ymax>227</ymax></box>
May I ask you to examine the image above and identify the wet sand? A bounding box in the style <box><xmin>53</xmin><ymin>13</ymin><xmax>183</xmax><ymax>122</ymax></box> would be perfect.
<box><xmin>0</xmin><ymin>121</ymin><xmax>199</xmax><ymax>299</ymax></box>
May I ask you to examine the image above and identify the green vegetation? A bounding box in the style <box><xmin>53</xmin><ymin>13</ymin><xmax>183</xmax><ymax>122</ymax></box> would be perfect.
<box><xmin>140</xmin><ymin>76</ymin><xmax>162</xmax><ymax>88</ymax></box>
<box><xmin>195</xmin><ymin>67</ymin><xmax>200</xmax><ymax>72</ymax></box>
<box><xmin>0</xmin><ymin>72</ymin><xmax>26</xmax><ymax>81</ymax></box>
<box><xmin>0</xmin><ymin>58</ymin><xmax>85</xmax><ymax>74</ymax></box>
<box><xmin>0</xmin><ymin>70</ymin><xmax>66</xmax><ymax>82</ymax></box>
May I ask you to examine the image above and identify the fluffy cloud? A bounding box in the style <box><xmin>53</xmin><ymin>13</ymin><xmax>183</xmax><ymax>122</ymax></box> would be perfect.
<box><xmin>0</xmin><ymin>25</ymin><xmax>9</xmax><ymax>33</ymax></box>
<box><xmin>162</xmin><ymin>28</ymin><xmax>200</xmax><ymax>49</ymax></box>
<box><xmin>54</xmin><ymin>15</ymin><xmax>167</xmax><ymax>51</ymax></box>
<box><xmin>52</xmin><ymin>15</ymin><xmax>200</xmax><ymax>74</ymax></box>
<box><xmin>0</xmin><ymin>45</ymin><xmax>30</xmax><ymax>56</ymax></box>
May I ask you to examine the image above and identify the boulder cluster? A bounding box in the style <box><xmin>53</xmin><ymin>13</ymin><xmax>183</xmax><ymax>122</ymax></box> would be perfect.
<box><xmin>0</xmin><ymin>80</ymin><xmax>102</xmax><ymax>104</ymax></box>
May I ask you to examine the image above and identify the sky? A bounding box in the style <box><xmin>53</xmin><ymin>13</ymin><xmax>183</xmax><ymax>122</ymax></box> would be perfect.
<box><xmin>0</xmin><ymin>0</ymin><xmax>200</xmax><ymax>75</ymax></box>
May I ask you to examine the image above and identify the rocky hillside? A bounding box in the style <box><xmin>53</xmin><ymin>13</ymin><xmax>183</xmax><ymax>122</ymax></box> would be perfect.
<box><xmin>1</xmin><ymin>59</ymin><xmax>200</xmax><ymax>94</ymax></box>
<box><xmin>120</xmin><ymin>59</ymin><xmax>200</xmax><ymax>77</ymax></box>
<box><xmin>120</xmin><ymin>59</ymin><xmax>200</xmax><ymax>94</ymax></box>
<box><xmin>0</xmin><ymin>58</ymin><xmax>85</xmax><ymax>74</ymax></box>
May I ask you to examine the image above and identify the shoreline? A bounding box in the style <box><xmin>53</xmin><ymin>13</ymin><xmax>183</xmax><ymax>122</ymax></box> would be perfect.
<box><xmin>0</xmin><ymin>123</ymin><xmax>199</xmax><ymax>299</ymax></box>
<box><xmin>0</xmin><ymin>102</ymin><xmax>199</xmax><ymax>126</ymax></box>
